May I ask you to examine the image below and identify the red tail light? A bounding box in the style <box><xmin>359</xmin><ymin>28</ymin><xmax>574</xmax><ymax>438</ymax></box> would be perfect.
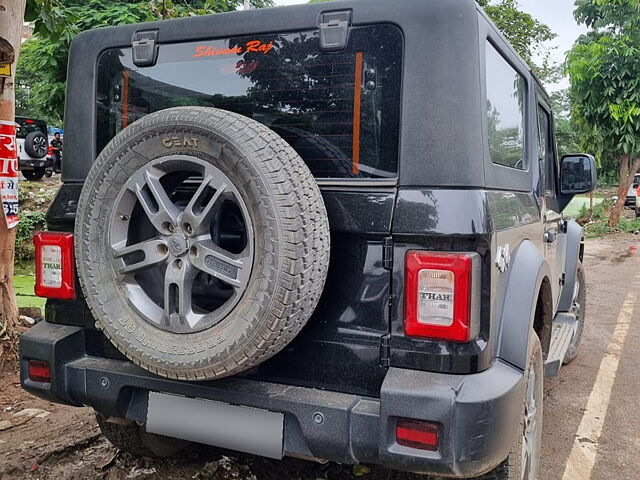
<box><xmin>396</xmin><ymin>418</ymin><xmax>439</xmax><ymax>451</ymax></box>
<box><xmin>404</xmin><ymin>251</ymin><xmax>480</xmax><ymax>342</ymax></box>
<box><xmin>33</xmin><ymin>232</ymin><xmax>76</xmax><ymax>300</ymax></box>
<box><xmin>28</xmin><ymin>360</ymin><xmax>51</xmax><ymax>383</ymax></box>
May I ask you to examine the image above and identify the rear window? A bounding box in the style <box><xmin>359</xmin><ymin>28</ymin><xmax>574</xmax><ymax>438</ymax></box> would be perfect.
<box><xmin>96</xmin><ymin>25</ymin><xmax>403</xmax><ymax>179</ymax></box>
<box><xmin>16</xmin><ymin>118</ymin><xmax>47</xmax><ymax>139</ymax></box>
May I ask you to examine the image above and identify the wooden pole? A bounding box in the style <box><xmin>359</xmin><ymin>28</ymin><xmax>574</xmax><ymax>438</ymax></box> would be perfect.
<box><xmin>0</xmin><ymin>0</ymin><xmax>26</xmax><ymax>340</ymax></box>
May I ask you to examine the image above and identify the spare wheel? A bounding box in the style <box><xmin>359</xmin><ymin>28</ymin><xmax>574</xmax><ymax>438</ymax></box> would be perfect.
<box><xmin>76</xmin><ymin>107</ymin><xmax>330</xmax><ymax>380</ymax></box>
<box><xmin>24</xmin><ymin>131</ymin><xmax>48</xmax><ymax>158</ymax></box>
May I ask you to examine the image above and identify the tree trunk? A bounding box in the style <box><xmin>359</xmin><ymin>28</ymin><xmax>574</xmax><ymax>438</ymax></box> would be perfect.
<box><xmin>0</xmin><ymin>0</ymin><xmax>26</xmax><ymax>340</ymax></box>
<box><xmin>608</xmin><ymin>154</ymin><xmax>640</xmax><ymax>227</ymax></box>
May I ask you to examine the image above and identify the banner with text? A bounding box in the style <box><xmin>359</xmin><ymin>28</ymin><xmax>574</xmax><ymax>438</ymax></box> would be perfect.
<box><xmin>0</xmin><ymin>120</ymin><xmax>19</xmax><ymax>229</ymax></box>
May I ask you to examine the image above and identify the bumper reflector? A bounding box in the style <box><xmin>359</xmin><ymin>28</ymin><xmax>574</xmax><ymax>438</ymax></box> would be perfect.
<box><xmin>396</xmin><ymin>418</ymin><xmax>439</xmax><ymax>451</ymax></box>
<box><xmin>28</xmin><ymin>359</ymin><xmax>51</xmax><ymax>383</ymax></box>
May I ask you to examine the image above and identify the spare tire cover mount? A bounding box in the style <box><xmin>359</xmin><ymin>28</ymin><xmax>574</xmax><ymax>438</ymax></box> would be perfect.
<box><xmin>75</xmin><ymin>107</ymin><xmax>330</xmax><ymax>380</ymax></box>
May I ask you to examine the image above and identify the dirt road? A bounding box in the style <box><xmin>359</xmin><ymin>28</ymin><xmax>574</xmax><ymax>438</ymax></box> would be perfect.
<box><xmin>1</xmin><ymin>234</ymin><xmax>639</xmax><ymax>480</ymax></box>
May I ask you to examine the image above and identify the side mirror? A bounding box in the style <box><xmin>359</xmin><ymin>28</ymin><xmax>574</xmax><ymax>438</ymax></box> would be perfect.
<box><xmin>560</xmin><ymin>154</ymin><xmax>597</xmax><ymax>195</ymax></box>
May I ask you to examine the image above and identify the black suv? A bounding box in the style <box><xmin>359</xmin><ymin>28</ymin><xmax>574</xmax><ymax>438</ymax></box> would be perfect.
<box><xmin>20</xmin><ymin>1</ymin><xmax>597</xmax><ymax>478</ymax></box>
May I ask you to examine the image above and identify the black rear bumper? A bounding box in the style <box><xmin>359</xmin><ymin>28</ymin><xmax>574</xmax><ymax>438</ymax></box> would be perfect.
<box><xmin>19</xmin><ymin>157</ymin><xmax>48</xmax><ymax>170</ymax></box>
<box><xmin>20</xmin><ymin>321</ymin><xmax>524</xmax><ymax>477</ymax></box>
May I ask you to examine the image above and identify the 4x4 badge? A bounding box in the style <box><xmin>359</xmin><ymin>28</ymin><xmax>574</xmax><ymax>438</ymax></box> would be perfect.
<box><xmin>496</xmin><ymin>244</ymin><xmax>511</xmax><ymax>273</ymax></box>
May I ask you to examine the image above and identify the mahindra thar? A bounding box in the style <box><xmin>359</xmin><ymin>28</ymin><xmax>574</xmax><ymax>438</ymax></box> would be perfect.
<box><xmin>20</xmin><ymin>0</ymin><xmax>597</xmax><ymax>478</ymax></box>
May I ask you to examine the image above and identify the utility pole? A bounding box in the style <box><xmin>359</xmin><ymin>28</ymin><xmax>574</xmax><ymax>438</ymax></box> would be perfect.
<box><xmin>0</xmin><ymin>0</ymin><xmax>25</xmax><ymax>341</ymax></box>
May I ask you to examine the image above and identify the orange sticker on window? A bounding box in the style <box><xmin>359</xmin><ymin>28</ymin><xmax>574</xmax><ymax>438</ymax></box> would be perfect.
<box><xmin>193</xmin><ymin>40</ymin><xmax>274</xmax><ymax>58</ymax></box>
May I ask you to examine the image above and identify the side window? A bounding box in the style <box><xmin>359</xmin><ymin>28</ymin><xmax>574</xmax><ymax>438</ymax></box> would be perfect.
<box><xmin>537</xmin><ymin>105</ymin><xmax>555</xmax><ymax>196</ymax></box>
<box><xmin>485</xmin><ymin>43</ymin><xmax>527</xmax><ymax>170</ymax></box>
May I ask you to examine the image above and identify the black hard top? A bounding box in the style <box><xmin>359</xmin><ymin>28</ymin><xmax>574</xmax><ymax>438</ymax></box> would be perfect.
<box><xmin>63</xmin><ymin>0</ymin><xmax>537</xmax><ymax>188</ymax></box>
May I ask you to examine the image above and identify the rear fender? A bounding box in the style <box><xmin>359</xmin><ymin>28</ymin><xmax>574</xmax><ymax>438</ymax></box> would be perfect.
<box><xmin>557</xmin><ymin>220</ymin><xmax>583</xmax><ymax>312</ymax></box>
<box><xmin>497</xmin><ymin>240</ymin><xmax>551</xmax><ymax>370</ymax></box>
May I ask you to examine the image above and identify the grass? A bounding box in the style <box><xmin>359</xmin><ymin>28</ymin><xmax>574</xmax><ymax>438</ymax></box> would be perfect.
<box><xmin>564</xmin><ymin>195</ymin><xmax>604</xmax><ymax>218</ymax></box>
<box><xmin>576</xmin><ymin>198</ymin><xmax>640</xmax><ymax>238</ymax></box>
<box><xmin>14</xmin><ymin>264</ymin><xmax>45</xmax><ymax>309</ymax></box>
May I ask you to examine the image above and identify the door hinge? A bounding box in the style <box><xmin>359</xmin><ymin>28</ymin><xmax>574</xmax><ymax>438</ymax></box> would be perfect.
<box><xmin>560</xmin><ymin>273</ymin><xmax>566</xmax><ymax>287</ymax></box>
<box><xmin>380</xmin><ymin>335</ymin><xmax>391</xmax><ymax>367</ymax></box>
<box><xmin>382</xmin><ymin>237</ymin><xmax>393</xmax><ymax>270</ymax></box>
<box><xmin>559</xmin><ymin>219</ymin><xmax>568</xmax><ymax>234</ymax></box>
<box><xmin>319</xmin><ymin>10</ymin><xmax>351</xmax><ymax>51</ymax></box>
<box><xmin>132</xmin><ymin>30</ymin><xmax>159</xmax><ymax>67</ymax></box>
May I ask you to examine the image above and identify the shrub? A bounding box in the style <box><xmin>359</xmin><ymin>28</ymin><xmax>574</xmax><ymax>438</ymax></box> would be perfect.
<box><xmin>15</xmin><ymin>210</ymin><xmax>47</xmax><ymax>261</ymax></box>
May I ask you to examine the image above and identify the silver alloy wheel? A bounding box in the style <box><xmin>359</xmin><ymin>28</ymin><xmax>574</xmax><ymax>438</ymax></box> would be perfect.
<box><xmin>521</xmin><ymin>366</ymin><xmax>540</xmax><ymax>480</ymax></box>
<box><xmin>109</xmin><ymin>155</ymin><xmax>254</xmax><ymax>334</ymax></box>
<box><xmin>33</xmin><ymin>136</ymin><xmax>47</xmax><ymax>156</ymax></box>
<box><xmin>570</xmin><ymin>280</ymin><xmax>581</xmax><ymax>339</ymax></box>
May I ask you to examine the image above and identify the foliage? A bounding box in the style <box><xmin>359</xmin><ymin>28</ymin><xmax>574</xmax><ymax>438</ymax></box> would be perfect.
<box><xmin>577</xmin><ymin>198</ymin><xmax>640</xmax><ymax>237</ymax></box>
<box><xmin>568</xmin><ymin>34</ymin><xmax>640</xmax><ymax>156</ymax></box>
<box><xmin>15</xmin><ymin>181</ymin><xmax>59</xmax><ymax>261</ymax></box>
<box><xmin>567</xmin><ymin>0</ymin><xmax>640</xmax><ymax>227</ymax></box>
<box><xmin>18</xmin><ymin>0</ymin><xmax>274</xmax><ymax>122</ymax></box>
<box><xmin>15</xmin><ymin>210</ymin><xmax>46</xmax><ymax>261</ymax></box>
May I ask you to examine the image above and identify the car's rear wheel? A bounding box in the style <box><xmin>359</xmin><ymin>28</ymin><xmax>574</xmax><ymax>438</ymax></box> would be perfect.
<box><xmin>22</xmin><ymin>167</ymin><xmax>45</xmax><ymax>181</ymax></box>
<box><xmin>76</xmin><ymin>107</ymin><xmax>330</xmax><ymax>381</ymax></box>
<box><xmin>564</xmin><ymin>261</ymin><xmax>585</xmax><ymax>364</ymax></box>
<box><xmin>489</xmin><ymin>332</ymin><xmax>543</xmax><ymax>480</ymax></box>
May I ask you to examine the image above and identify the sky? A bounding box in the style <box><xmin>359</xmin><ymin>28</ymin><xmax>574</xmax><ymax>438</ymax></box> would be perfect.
<box><xmin>273</xmin><ymin>0</ymin><xmax>587</xmax><ymax>89</ymax></box>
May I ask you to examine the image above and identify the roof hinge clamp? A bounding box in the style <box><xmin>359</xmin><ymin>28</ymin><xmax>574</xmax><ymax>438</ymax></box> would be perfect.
<box><xmin>382</xmin><ymin>237</ymin><xmax>393</xmax><ymax>270</ymax></box>
<box><xmin>319</xmin><ymin>10</ymin><xmax>351</xmax><ymax>51</ymax></box>
<box><xmin>380</xmin><ymin>335</ymin><xmax>391</xmax><ymax>368</ymax></box>
<box><xmin>132</xmin><ymin>30</ymin><xmax>159</xmax><ymax>67</ymax></box>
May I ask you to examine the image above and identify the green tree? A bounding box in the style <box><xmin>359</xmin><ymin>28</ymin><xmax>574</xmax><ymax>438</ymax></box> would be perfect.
<box><xmin>18</xmin><ymin>0</ymin><xmax>274</xmax><ymax>123</ymax></box>
<box><xmin>567</xmin><ymin>0</ymin><xmax>640</xmax><ymax>227</ymax></box>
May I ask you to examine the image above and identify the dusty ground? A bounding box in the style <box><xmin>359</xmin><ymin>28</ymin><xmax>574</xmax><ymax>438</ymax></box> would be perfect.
<box><xmin>1</xmin><ymin>234</ymin><xmax>640</xmax><ymax>480</ymax></box>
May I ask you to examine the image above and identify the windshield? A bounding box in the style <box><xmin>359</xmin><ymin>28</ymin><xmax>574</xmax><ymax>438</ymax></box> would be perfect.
<box><xmin>96</xmin><ymin>25</ymin><xmax>402</xmax><ymax>179</ymax></box>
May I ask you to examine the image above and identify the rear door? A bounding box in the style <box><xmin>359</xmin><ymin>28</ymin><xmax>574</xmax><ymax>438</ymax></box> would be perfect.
<box><xmin>94</xmin><ymin>25</ymin><xmax>404</xmax><ymax>396</ymax></box>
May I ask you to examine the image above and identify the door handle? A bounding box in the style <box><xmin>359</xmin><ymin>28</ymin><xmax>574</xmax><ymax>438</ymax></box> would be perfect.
<box><xmin>544</xmin><ymin>229</ymin><xmax>557</xmax><ymax>243</ymax></box>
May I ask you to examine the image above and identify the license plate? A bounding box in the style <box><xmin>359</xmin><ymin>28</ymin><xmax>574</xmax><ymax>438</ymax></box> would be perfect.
<box><xmin>146</xmin><ymin>392</ymin><xmax>284</xmax><ymax>458</ymax></box>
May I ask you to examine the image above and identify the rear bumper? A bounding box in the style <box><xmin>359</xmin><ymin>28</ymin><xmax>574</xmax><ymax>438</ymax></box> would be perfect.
<box><xmin>19</xmin><ymin>157</ymin><xmax>49</xmax><ymax>170</ymax></box>
<box><xmin>20</xmin><ymin>322</ymin><xmax>524</xmax><ymax>477</ymax></box>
